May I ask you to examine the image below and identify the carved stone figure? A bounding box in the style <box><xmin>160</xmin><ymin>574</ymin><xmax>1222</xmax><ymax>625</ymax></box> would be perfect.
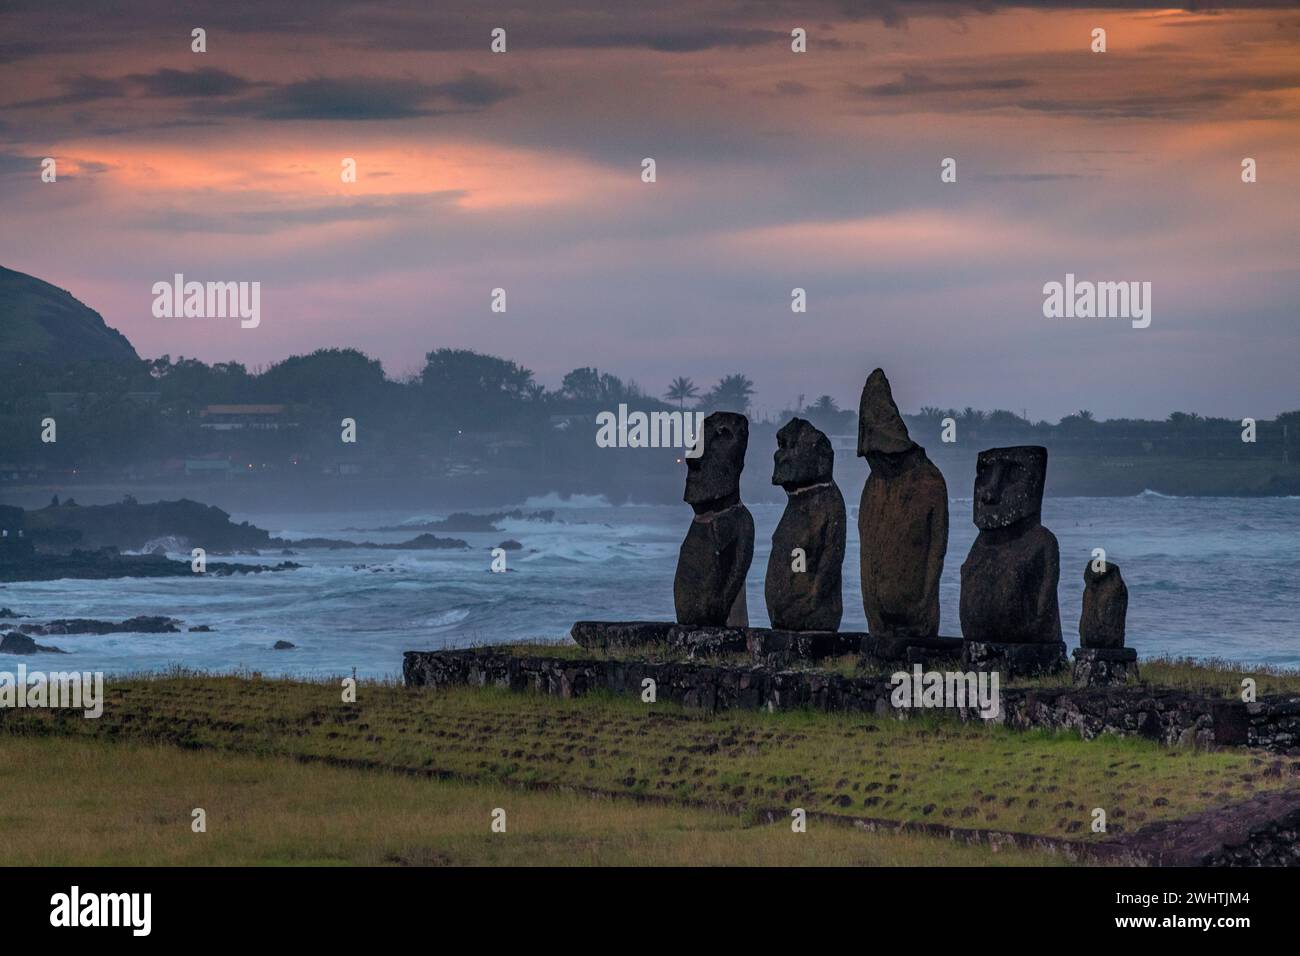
<box><xmin>1080</xmin><ymin>560</ymin><xmax>1128</xmax><ymax>649</ymax></box>
<box><xmin>959</xmin><ymin>445</ymin><xmax>1061</xmax><ymax>644</ymax></box>
<box><xmin>857</xmin><ymin>369</ymin><xmax>948</xmax><ymax>639</ymax></box>
<box><xmin>764</xmin><ymin>418</ymin><xmax>845</xmax><ymax>631</ymax></box>
<box><xmin>674</xmin><ymin>412</ymin><xmax>754</xmax><ymax>627</ymax></box>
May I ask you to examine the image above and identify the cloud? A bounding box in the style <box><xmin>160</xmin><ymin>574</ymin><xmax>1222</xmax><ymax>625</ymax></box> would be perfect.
<box><xmin>126</xmin><ymin>67</ymin><xmax>258</xmax><ymax>98</ymax></box>
<box><xmin>974</xmin><ymin>172</ymin><xmax>1092</xmax><ymax>182</ymax></box>
<box><xmin>565</xmin><ymin>27</ymin><xmax>786</xmax><ymax>52</ymax></box>
<box><xmin>430</xmin><ymin>70</ymin><xmax>519</xmax><ymax>108</ymax></box>
<box><xmin>213</xmin><ymin>73</ymin><xmax>519</xmax><ymax>120</ymax></box>
<box><xmin>858</xmin><ymin>72</ymin><xmax>1036</xmax><ymax>97</ymax></box>
<box><xmin>8</xmin><ymin>74</ymin><xmax>126</xmax><ymax>108</ymax></box>
<box><xmin>1016</xmin><ymin>70</ymin><xmax>1300</xmax><ymax>119</ymax></box>
<box><xmin>128</xmin><ymin>191</ymin><xmax>467</xmax><ymax>234</ymax></box>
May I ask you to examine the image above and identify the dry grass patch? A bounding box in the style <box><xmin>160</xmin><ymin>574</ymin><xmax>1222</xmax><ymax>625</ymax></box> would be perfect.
<box><xmin>0</xmin><ymin>736</ymin><xmax>1067</xmax><ymax>866</ymax></box>
<box><xmin>3</xmin><ymin>675</ymin><xmax>1296</xmax><ymax>843</ymax></box>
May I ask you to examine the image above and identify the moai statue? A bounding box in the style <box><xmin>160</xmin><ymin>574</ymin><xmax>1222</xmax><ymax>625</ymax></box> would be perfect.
<box><xmin>960</xmin><ymin>446</ymin><xmax>1061</xmax><ymax>644</ymax></box>
<box><xmin>765</xmin><ymin>418</ymin><xmax>845</xmax><ymax>632</ymax></box>
<box><xmin>674</xmin><ymin>411</ymin><xmax>754</xmax><ymax>627</ymax></box>
<box><xmin>1080</xmin><ymin>560</ymin><xmax>1128</xmax><ymax>649</ymax></box>
<box><xmin>857</xmin><ymin>369</ymin><xmax>949</xmax><ymax>639</ymax></box>
<box><xmin>1073</xmin><ymin>559</ymin><xmax>1136</xmax><ymax>686</ymax></box>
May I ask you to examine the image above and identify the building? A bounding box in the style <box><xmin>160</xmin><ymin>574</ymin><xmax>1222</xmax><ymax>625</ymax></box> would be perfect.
<box><xmin>199</xmin><ymin>404</ymin><xmax>288</xmax><ymax>430</ymax></box>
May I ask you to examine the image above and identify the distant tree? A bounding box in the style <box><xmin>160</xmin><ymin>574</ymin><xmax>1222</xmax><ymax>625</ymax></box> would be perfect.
<box><xmin>664</xmin><ymin>377</ymin><xmax>698</xmax><ymax>410</ymax></box>
<box><xmin>258</xmin><ymin>349</ymin><xmax>385</xmax><ymax>409</ymax></box>
<box><xmin>1167</xmin><ymin>411</ymin><xmax>1203</xmax><ymax>429</ymax></box>
<box><xmin>1058</xmin><ymin>409</ymin><xmax>1100</xmax><ymax>433</ymax></box>
<box><xmin>700</xmin><ymin>374</ymin><xmax>755</xmax><ymax>413</ymax></box>
<box><xmin>560</xmin><ymin>367</ymin><xmax>639</xmax><ymax>406</ymax></box>
<box><xmin>803</xmin><ymin>394</ymin><xmax>854</xmax><ymax>434</ymax></box>
<box><xmin>986</xmin><ymin>409</ymin><xmax>1030</xmax><ymax>428</ymax></box>
<box><xmin>561</xmin><ymin>367</ymin><xmax>604</xmax><ymax>403</ymax></box>
<box><xmin>420</xmin><ymin>349</ymin><xmax>538</xmax><ymax>430</ymax></box>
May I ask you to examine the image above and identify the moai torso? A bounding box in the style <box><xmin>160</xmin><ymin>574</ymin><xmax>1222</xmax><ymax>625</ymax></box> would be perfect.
<box><xmin>855</xmin><ymin>369</ymin><xmax>949</xmax><ymax>638</ymax></box>
<box><xmin>959</xmin><ymin>446</ymin><xmax>1061</xmax><ymax>644</ymax></box>
<box><xmin>674</xmin><ymin>412</ymin><xmax>754</xmax><ymax>627</ymax></box>
<box><xmin>765</xmin><ymin>418</ymin><xmax>845</xmax><ymax>632</ymax></box>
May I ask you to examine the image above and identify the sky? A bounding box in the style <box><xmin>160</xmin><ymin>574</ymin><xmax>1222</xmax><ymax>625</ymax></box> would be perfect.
<box><xmin>1</xmin><ymin>0</ymin><xmax>1298</xmax><ymax>422</ymax></box>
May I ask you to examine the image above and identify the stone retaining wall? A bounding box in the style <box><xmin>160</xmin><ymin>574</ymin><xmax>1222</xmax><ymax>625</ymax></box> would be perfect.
<box><xmin>403</xmin><ymin>649</ymin><xmax>1300</xmax><ymax>754</ymax></box>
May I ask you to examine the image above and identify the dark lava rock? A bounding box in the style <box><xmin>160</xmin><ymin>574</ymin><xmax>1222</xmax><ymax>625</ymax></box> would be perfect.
<box><xmin>21</xmin><ymin>497</ymin><xmax>274</xmax><ymax>552</ymax></box>
<box><xmin>1072</xmin><ymin>646</ymin><xmax>1139</xmax><ymax>687</ymax></box>
<box><xmin>273</xmin><ymin>640</ymin><xmax>296</xmax><ymax>650</ymax></box>
<box><xmin>0</xmin><ymin>607</ymin><xmax>24</xmax><ymax>619</ymax></box>
<box><xmin>674</xmin><ymin>412</ymin><xmax>754</xmax><ymax>627</ymax></box>
<box><xmin>570</xmin><ymin>621</ymin><xmax>675</xmax><ymax>649</ymax></box>
<box><xmin>1080</xmin><ymin>560</ymin><xmax>1128</xmax><ymax>649</ymax></box>
<box><xmin>189</xmin><ymin>625</ymin><xmax>214</xmax><ymax>633</ymax></box>
<box><xmin>859</xmin><ymin>634</ymin><xmax>963</xmax><ymax>669</ymax></box>
<box><xmin>0</xmin><ymin>547</ymin><xmax>300</xmax><ymax>582</ymax></box>
<box><xmin>0</xmin><ymin>631</ymin><xmax>66</xmax><ymax>654</ymax></box>
<box><xmin>287</xmin><ymin>534</ymin><xmax>468</xmax><ymax>550</ymax></box>
<box><xmin>765</xmin><ymin>418</ymin><xmax>845</xmax><ymax>632</ymax></box>
<box><xmin>496</xmin><ymin>539</ymin><xmax>523</xmax><ymax>551</ymax></box>
<box><xmin>963</xmin><ymin>639</ymin><xmax>1068</xmax><ymax>678</ymax></box>
<box><xmin>19</xmin><ymin>615</ymin><xmax>182</xmax><ymax>636</ymax></box>
<box><xmin>959</xmin><ymin>446</ymin><xmax>1061</xmax><ymax>644</ymax></box>
<box><xmin>746</xmin><ymin>628</ymin><xmax>860</xmax><ymax>668</ymax></box>
<box><xmin>384</xmin><ymin>534</ymin><xmax>469</xmax><ymax>550</ymax></box>
<box><xmin>856</xmin><ymin>369</ymin><xmax>949</xmax><ymax>639</ymax></box>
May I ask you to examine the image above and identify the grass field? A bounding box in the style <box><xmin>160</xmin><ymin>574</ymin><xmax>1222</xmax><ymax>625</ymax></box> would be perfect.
<box><xmin>0</xmin><ymin>735</ymin><xmax>1070</xmax><ymax>866</ymax></box>
<box><xmin>3</xmin><ymin>672</ymin><xmax>1296</xmax><ymax>865</ymax></box>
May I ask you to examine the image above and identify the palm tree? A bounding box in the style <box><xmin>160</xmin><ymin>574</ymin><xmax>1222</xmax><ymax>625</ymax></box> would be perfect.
<box><xmin>701</xmin><ymin>374</ymin><xmax>756</xmax><ymax>413</ymax></box>
<box><xmin>810</xmin><ymin>395</ymin><xmax>839</xmax><ymax>415</ymax></box>
<box><xmin>664</xmin><ymin>377</ymin><xmax>698</xmax><ymax>410</ymax></box>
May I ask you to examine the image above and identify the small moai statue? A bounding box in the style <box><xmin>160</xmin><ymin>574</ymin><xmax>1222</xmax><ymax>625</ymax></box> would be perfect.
<box><xmin>1073</xmin><ymin>559</ymin><xmax>1137</xmax><ymax>686</ymax></box>
<box><xmin>857</xmin><ymin>369</ymin><xmax>948</xmax><ymax>640</ymax></box>
<box><xmin>1080</xmin><ymin>561</ymin><xmax>1128</xmax><ymax>649</ymax></box>
<box><xmin>960</xmin><ymin>446</ymin><xmax>1064</xmax><ymax>674</ymax></box>
<box><xmin>674</xmin><ymin>411</ymin><xmax>754</xmax><ymax>627</ymax></box>
<box><xmin>765</xmin><ymin>418</ymin><xmax>845</xmax><ymax>632</ymax></box>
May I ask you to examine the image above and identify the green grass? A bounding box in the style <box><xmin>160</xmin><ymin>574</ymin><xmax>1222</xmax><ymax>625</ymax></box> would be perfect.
<box><xmin>3</xmin><ymin>674</ymin><xmax>1295</xmax><ymax>844</ymax></box>
<box><xmin>0</xmin><ymin>735</ymin><xmax>1070</xmax><ymax>866</ymax></box>
<box><xmin>1135</xmin><ymin>655</ymin><xmax>1300</xmax><ymax>697</ymax></box>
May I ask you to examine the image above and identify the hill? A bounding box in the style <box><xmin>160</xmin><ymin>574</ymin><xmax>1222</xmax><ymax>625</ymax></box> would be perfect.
<box><xmin>0</xmin><ymin>265</ymin><xmax>139</xmax><ymax>365</ymax></box>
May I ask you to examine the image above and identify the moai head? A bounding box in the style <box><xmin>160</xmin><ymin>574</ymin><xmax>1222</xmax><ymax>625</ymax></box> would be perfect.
<box><xmin>772</xmin><ymin>418</ymin><xmax>833</xmax><ymax>491</ymax></box>
<box><xmin>973</xmin><ymin>445</ymin><xmax>1047</xmax><ymax>530</ymax></box>
<box><xmin>857</xmin><ymin>368</ymin><xmax>915</xmax><ymax>459</ymax></box>
<box><xmin>684</xmin><ymin>411</ymin><xmax>748</xmax><ymax>506</ymax></box>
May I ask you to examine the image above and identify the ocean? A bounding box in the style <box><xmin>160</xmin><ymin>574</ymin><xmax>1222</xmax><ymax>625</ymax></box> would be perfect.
<box><xmin>3</xmin><ymin>491</ymin><xmax>1298</xmax><ymax>678</ymax></box>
